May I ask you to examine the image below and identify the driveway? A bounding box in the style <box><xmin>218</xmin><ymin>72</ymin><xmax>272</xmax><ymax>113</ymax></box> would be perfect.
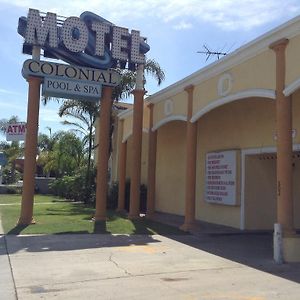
<box><xmin>1</xmin><ymin>233</ymin><xmax>300</xmax><ymax>300</ymax></box>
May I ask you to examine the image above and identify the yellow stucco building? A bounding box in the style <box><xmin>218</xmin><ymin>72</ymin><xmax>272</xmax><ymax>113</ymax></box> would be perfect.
<box><xmin>111</xmin><ymin>16</ymin><xmax>300</xmax><ymax>262</ymax></box>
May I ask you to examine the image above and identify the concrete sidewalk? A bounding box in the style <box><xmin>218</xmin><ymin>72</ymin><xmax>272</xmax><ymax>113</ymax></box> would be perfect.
<box><xmin>1</xmin><ymin>212</ymin><xmax>300</xmax><ymax>299</ymax></box>
<box><xmin>0</xmin><ymin>223</ymin><xmax>17</xmax><ymax>300</ymax></box>
<box><xmin>1</xmin><ymin>232</ymin><xmax>300</xmax><ymax>300</ymax></box>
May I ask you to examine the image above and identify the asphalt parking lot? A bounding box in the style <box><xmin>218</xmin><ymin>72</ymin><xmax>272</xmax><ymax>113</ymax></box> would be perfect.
<box><xmin>1</xmin><ymin>231</ymin><xmax>300</xmax><ymax>300</ymax></box>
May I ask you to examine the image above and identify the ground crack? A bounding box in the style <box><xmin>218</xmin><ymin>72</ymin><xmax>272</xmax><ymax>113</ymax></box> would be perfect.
<box><xmin>109</xmin><ymin>253</ymin><xmax>132</xmax><ymax>276</ymax></box>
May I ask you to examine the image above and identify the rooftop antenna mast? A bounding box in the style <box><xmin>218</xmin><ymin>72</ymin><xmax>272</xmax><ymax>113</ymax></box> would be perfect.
<box><xmin>197</xmin><ymin>44</ymin><xmax>227</xmax><ymax>61</ymax></box>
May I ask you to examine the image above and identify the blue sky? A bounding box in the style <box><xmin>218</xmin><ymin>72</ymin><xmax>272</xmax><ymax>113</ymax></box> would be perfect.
<box><xmin>1</xmin><ymin>0</ymin><xmax>300</xmax><ymax>140</ymax></box>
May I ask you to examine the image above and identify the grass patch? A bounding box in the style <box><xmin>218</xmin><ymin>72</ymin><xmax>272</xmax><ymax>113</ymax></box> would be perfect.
<box><xmin>0</xmin><ymin>194</ymin><xmax>63</xmax><ymax>205</ymax></box>
<box><xmin>0</xmin><ymin>194</ymin><xmax>187</xmax><ymax>236</ymax></box>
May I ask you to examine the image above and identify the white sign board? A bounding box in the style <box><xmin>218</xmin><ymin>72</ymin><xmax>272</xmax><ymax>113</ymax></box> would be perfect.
<box><xmin>22</xmin><ymin>59</ymin><xmax>120</xmax><ymax>86</ymax></box>
<box><xmin>42</xmin><ymin>77</ymin><xmax>102</xmax><ymax>102</ymax></box>
<box><xmin>6</xmin><ymin>123</ymin><xmax>26</xmax><ymax>141</ymax></box>
<box><xmin>205</xmin><ymin>150</ymin><xmax>238</xmax><ymax>205</ymax></box>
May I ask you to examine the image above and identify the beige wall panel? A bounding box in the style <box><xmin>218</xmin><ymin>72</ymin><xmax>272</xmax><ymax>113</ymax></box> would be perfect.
<box><xmin>123</xmin><ymin>116</ymin><xmax>133</xmax><ymax>140</ymax></box>
<box><xmin>153</xmin><ymin>92</ymin><xmax>187</xmax><ymax>126</ymax></box>
<box><xmin>143</xmin><ymin>104</ymin><xmax>150</xmax><ymax>129</ymax></box>
<box><xmin>244</xmin><ymin>154</ymin><xmax>300</xmax><ymax>230</ymax></box>
<box><xmin>193</xmin><ymin>78</ymin><xmax>219</xmax><ymax>115</ymax></box>
<box><xmin>125</xmin><ymin>137</ymin><xmax>132</xmax><ymax>180</ymax></box>
<box><xmin>286</xmin><ymin>35</ymin><xmax>300</xmax><ymax>86</ymax></box>
<box><xmin>193</xmin><ymin>50</ymin><xmax>275</xmax><ymax>116</ymax></box>
<box><xmin>292</xmin><ymin>90</ymin><xmax>300</xmax><ymax>144</ymax></box>
<box><xmin>110</xmin><ymin>120</ymin><xmax>120</xmax><ymax>182</ymax></box>
<box><xmin>196</xmin><ymin>98</ymin><xmax>276</xmax><ymax>228</ymax></box>
<box><xmin>155</xmin><ymin>121</ymin><xmax>186</xmax><ymax>215</ymax></box>
<box><xmin>293</xmin><ymin>159</ymin><xmax>300</xmax><ymax>229</ymax></box>
<box><xmin>229</xmin><ymin>50</ymin><xmax>275</xmax><ymax>93</ymax></box>
<box><xmin>140</xmin><ymin>132</ymin><xmax>149</xmax><ymax>185</ymax></box>
<box><xmin>244</xmin><ymin>155</ymin><xmax>276</xmax><ymax>230</ymax></box>
<box><xmin>124</xmin><ymin>133</ymin><xmax>148</xmax><ymax>185</ymax></box>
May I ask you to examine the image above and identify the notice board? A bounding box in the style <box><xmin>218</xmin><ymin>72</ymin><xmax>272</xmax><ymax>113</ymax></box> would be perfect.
<box><xmin>205</xmin><ymin>150</ymin><xmax>239</xmax><ymax>205</ymax></box>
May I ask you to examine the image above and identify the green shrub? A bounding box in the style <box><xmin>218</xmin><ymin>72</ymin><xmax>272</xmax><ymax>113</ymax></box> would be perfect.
<box><xmin>6</xmin><ymin>186</ymin><xmax>20</xmax><ymax>194</ymax></box>
<box><xmin>2</xmin><ymin>168</ymin><xmax>21</xmax><ymax>184</ymax></box>
<box><xmin>49</xmin><ymin>167</ymin><xmax>96</xmax><ymax>203</ymax></box>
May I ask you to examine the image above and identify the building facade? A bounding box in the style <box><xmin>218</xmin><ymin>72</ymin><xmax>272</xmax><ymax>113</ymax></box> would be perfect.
<box><xmin>111</xmin><ymin>16</ymin><xmax>300</xmax><ymax>262</ymax></box>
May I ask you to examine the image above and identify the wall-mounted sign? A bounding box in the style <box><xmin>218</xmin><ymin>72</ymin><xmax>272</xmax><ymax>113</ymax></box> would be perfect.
<box><xmin>42</xmin><ymin>78</ymin><xmax>101</xmax><ymax>102</ymax></box>
<box><xmin>205</xmin><ymin>150</ymin><xmax>239</xmax><ymax>205</ymax></box>
<box><xmin>18</xmin><ymin>9</ymin><xmax>150</xmax><ymax>71</ymax></box>
<box><xmin>22</xmin><ymin>59</ymin><xmax>120</xmax><ymax>87</ymax></box>
<box><xmin>6</xmin><ymin>123</ymin><xmax>26</xmax><ymax>141</ymax></box>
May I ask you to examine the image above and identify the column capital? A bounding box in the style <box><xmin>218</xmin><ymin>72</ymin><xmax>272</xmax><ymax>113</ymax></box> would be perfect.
<box><xmin>269</xmin><ymin>38</ymin><xmax>289</xmax><ymax>52</ymax></box>
<box><xmin>132</xmin><ymin>89</ymin><xmax>147</xmax><ymax>96</ymax></box>
<box><xmin>184</xmin><ymin>84</ymin><xmax>194</xmax><ymax>94</ymax></box>
<box><xmin>27</xmin><ymin>76</ymin><xmax>42</xmax><ymax>84</ymax></box>
<box><xmin>147</xmin><ymin>102</ymin><xmax>154</xmax><ymax>109</ymax></box>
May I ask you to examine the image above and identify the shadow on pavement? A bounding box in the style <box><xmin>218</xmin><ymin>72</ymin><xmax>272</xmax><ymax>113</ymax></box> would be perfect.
<box><xmin>0</xmin><ymin>234</ymin><xmax>161</xmax><ymax>255</ymax></box>
<box><xmin>171</xmin><ymin>232</ymin><xmax>300</xmax><ymax>284</ymax></box>
<box><xmin>150</xmin><ymin>212</ymin><xmax>300</xmax><ymax>284</ymax></box>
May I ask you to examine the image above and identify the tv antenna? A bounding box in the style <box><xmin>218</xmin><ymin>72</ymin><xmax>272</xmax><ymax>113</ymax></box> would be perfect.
<box><xmin>197</xmin><ymin>44</ymin><xmax>227</xmax><ymax>61</ymax></box>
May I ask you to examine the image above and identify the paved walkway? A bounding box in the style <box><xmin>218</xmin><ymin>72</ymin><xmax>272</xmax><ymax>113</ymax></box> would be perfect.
<box><xmin>0</xmin><ymin>217</ymin><xmax>17</xmax><ymax>299</ymax></box>
<box><xmin>1</xmin><ymin>214</ymin><xmax>300</xmax><ymax>299</ymax></box>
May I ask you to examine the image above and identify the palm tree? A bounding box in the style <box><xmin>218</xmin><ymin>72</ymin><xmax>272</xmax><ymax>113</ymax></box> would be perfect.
<box><xmin>113</xmin><ymin>58</ymin><xmax>165</xmax><ymax>101</ymax></box>
<box><xmin>58</xmin><ymin>100</ymin><xmax>98</xmax><ymax>189</ymax></box>
<box><xmin>41</xmin><ymin>131</ymin><xmax>84</xmax><ymax>177</ymax></box>
<box><xmin>0</xmin><ymin>115</ymin><xmax>20</xmax><ymax>135</ymax></box>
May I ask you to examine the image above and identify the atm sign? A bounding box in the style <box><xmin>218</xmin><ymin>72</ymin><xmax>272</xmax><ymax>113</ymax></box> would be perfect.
<box><xmin>6</xmin><ymin>123</ymin><xmax>26</xmax><ymax>141</ymax></box>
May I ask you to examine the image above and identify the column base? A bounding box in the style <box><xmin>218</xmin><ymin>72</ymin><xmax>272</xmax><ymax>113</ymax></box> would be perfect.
<box><xmin>180</xmin><ymin>222</ymin><xmax>195</xmax><ymax>232</ymax></box>
<box><xmin>283</xmin><ymin>228</ymin><xmax>297</xmax><ymax>237</ymax></box>
<box><xmin>128</xmin><ymin>214</ymin><xmax>140</xmax><ymax>220</ymax></box>
<box><xmin>145</xmin><ymin>212</ymin><xmax>155</xmax><ymax>220</ymax></box>
<box><xmin>283</xmin><ymin>235</ymin><xmax>300</xmax><ymax>262</ymax></box>
<box><xmin>17</xmin><ymin>218</ymin><xmax>36</xmax><ymax>226</ymax></box>
<box><xmin>93</xmin><ymin>216</ymin><xmax>107</xmax><ymax>222</ymax></box>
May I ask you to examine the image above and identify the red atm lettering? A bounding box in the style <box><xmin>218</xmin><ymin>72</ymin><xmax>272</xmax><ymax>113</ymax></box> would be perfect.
<box><xmin>18</xmin><ymin>124</ymin><xmax>26</xmax><ymax>134</ymax></box>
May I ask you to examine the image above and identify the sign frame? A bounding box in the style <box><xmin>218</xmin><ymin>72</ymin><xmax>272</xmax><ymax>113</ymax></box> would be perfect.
<box><xmin>205</xmin><ymin>150</ymin><xmax>240</xmax><ymax>206</ymax></box>
<box><xmin>42</xmin><ymin>77</ymin><xmax>102</xmax><ymax>102</ymax></box>
<box><xmin>6</xmin><ymin>122</ymin><xmax>27</xmax><ymax>142</ymax></box>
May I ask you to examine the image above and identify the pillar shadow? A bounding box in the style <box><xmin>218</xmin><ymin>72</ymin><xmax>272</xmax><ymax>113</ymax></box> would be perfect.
<box><xmin>93</xmin><ymin>221</ymin><xmax>108</xmax><ymax>234</ymax></box>
<box><xmin>7</xmin><ymin>224</ymin><xmax>29</xmax><ymax>235</ymax></box>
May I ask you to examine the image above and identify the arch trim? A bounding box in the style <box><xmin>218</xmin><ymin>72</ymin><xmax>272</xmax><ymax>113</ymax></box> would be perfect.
<box><xmin>152</xmin><ymin>115</ymin><xmax>187</xmax><ymax>131</ymax></box>
<box><xmin>191</xmin><ymin>89</ymin><xmax>276</xmax><ymax>123</ymax></box>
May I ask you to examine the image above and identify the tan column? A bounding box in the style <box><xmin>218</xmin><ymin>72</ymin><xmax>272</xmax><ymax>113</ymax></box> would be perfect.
<box><xmin>146</xmin><ymin>103</ymin><xmax>157</xmax><ymax>218</ymax></box>
<box><xmin>95</xmin><ymin>86</ymin><xmax>113</xmax><ymax>221</ymax></box>
<box><xmin>19</xmin><ymin>76</ymin><xmax>41</xmax><ymax>225</ymax></box>
<box><xmin>181</xmin><ymin>85</ymin><xmax>197</xmax><ymax>231</ymax></box>
<box><xmin>129</xmin><ymin>89</ymin><xmax>145</xmax><ymax>218</ymax></box>
<box><xmin>117</xmin><ymin>120</ymin><xmax>127</xmax><ymax>211</ymax></box>
<box><xmin>270</xmin><ymin>39</ymin><xmax>294</xmax><ymax>234</ymax></box>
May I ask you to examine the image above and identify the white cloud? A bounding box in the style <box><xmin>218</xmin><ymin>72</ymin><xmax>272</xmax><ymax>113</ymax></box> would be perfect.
<box><xmin>2</xmin><ymin>0</ymin><xmax>300</xmax><ymax>31</ymax></box>
<box><xmin>0</xmin><ymin>88</ymin><xmax>22</xmax><ymax>96</ymax></box>
<box><xmin>173</xmin><ymin>21</ymin><xmax>193</xmax><ymax>30</ymax></box>
<box><xmin>0</xmin><ymin>101</ymin><xmax>25</xmax><ymax>111</ymax></box>
<box><xmin>39</xmin><ymin>108</ymin><xmax>61</xmax><ymax>122</ymax></box>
